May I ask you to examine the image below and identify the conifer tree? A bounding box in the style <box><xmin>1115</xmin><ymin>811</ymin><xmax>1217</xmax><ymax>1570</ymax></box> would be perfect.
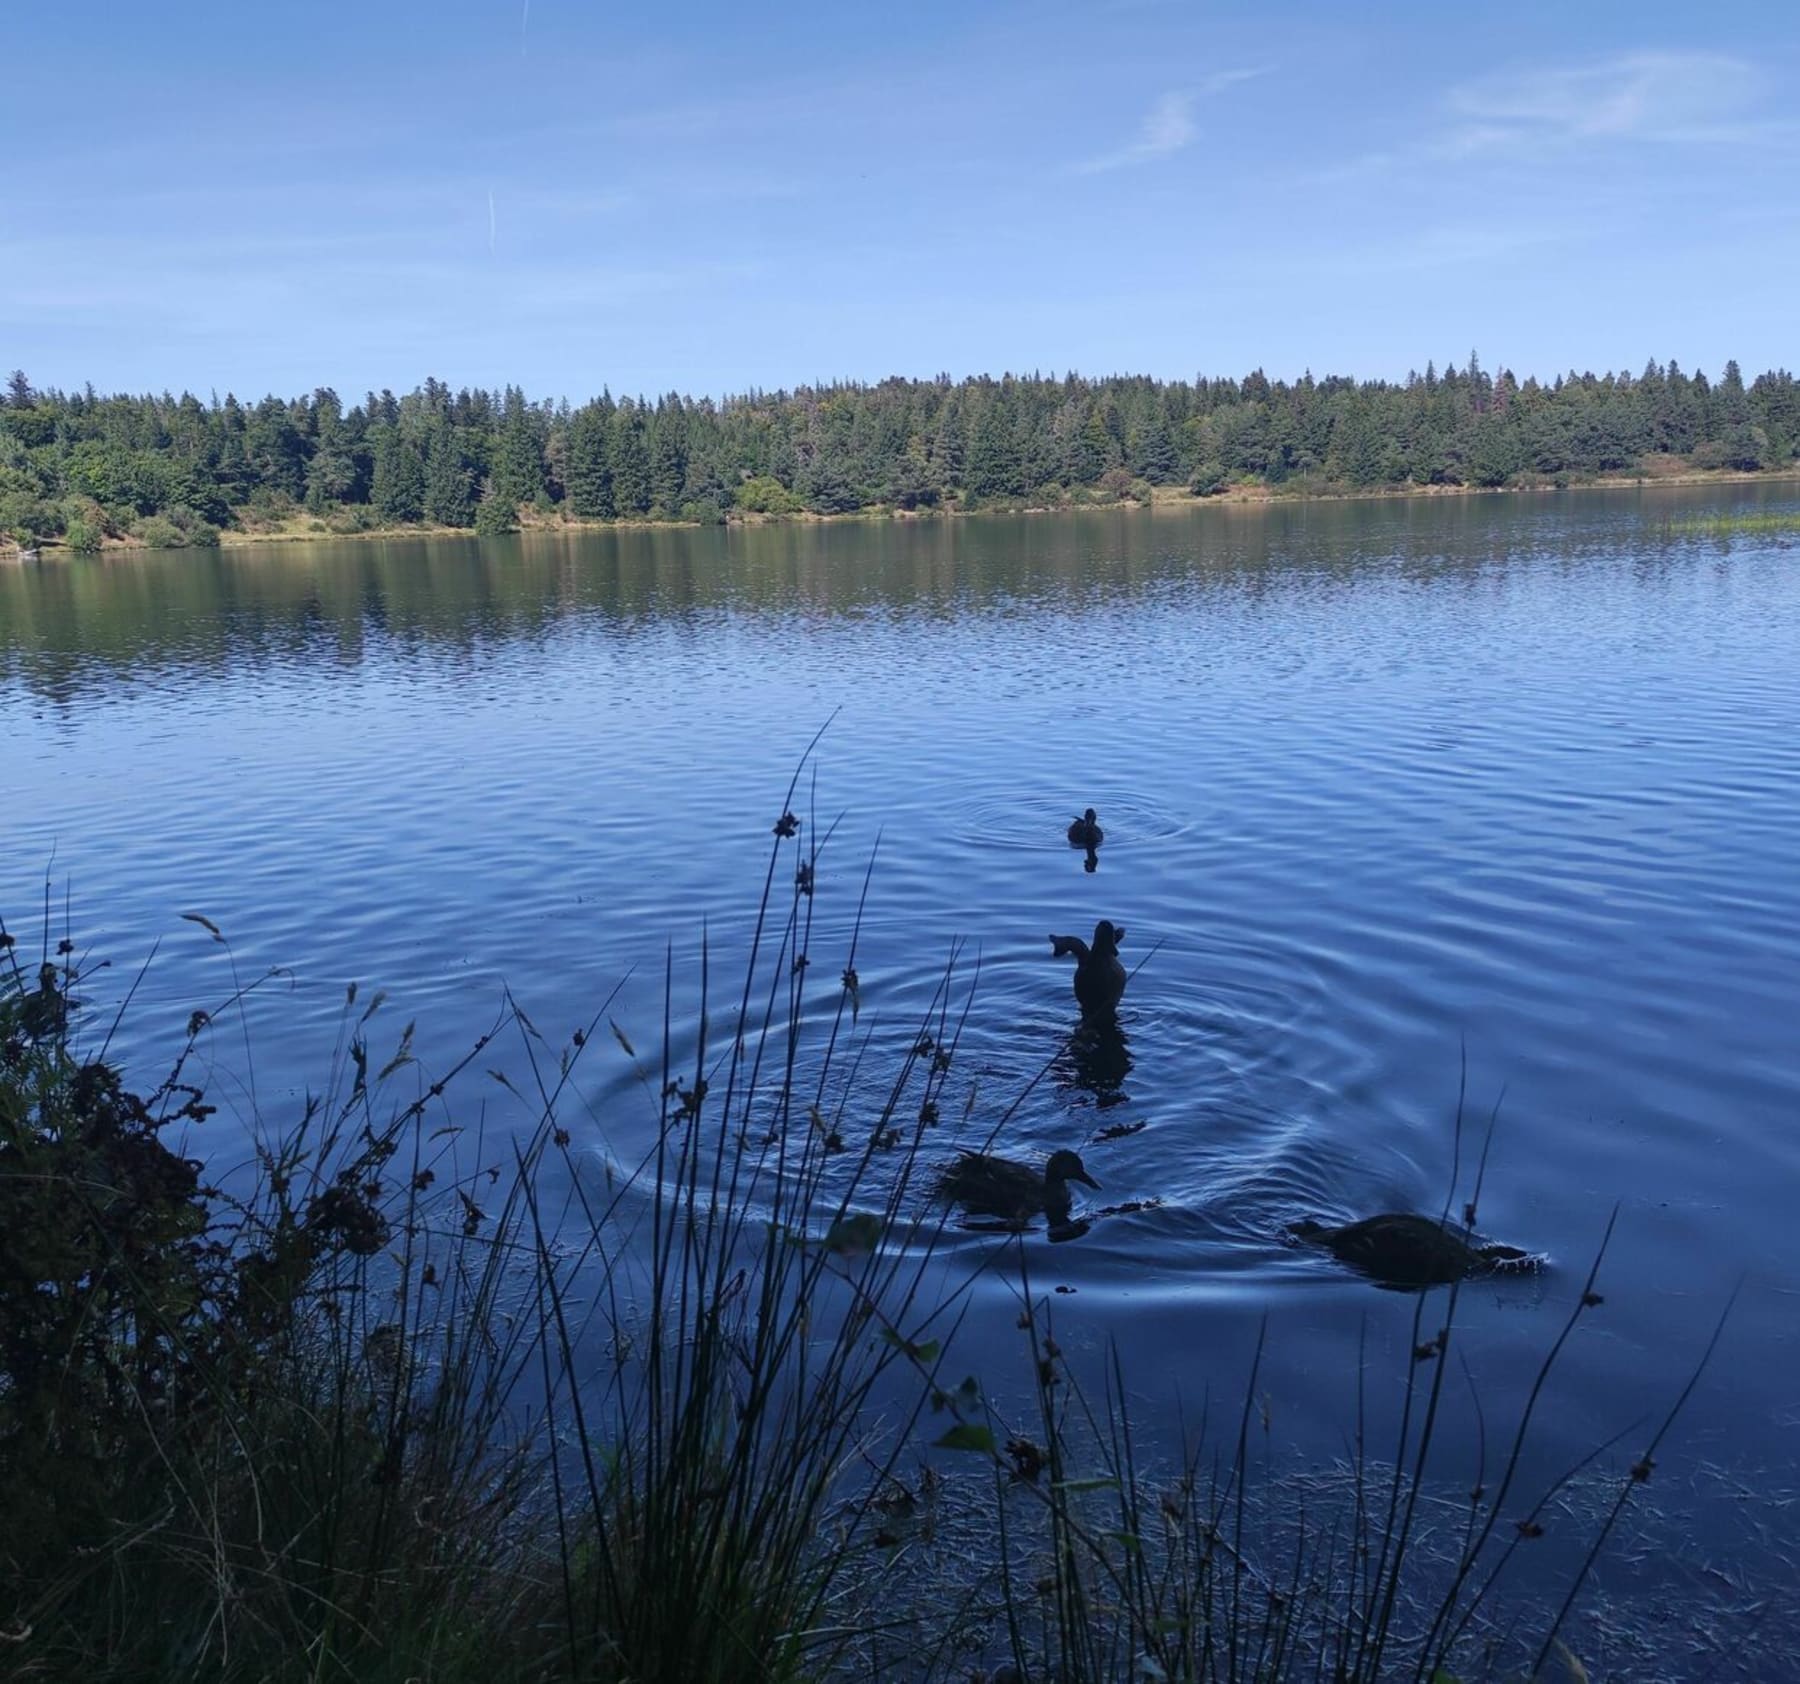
<box><xmin>370</xmin><ymin>429</ymin><xmax>425</xmax><ymax>522</ymax></box>
<box><xmin>422</xmin><ymin>425</ymin><xmax>476</xmax><ymax>526</ymax></box>
<box><xmin>608</xmin><ymin>406</ymin><xmax>652</xmax><ymax>515</ymax></box>
<box><xmin>564</xmin><ymin>405</ymin><xmax>615</xmax><ymax>519</ymax></box>
<box><xmin>649</xmin><ymin>403</ymin><xmax>688</xmax><ymax>510</ymax></box>
<box><xmin>490</xmin><ymin>388</ymin><xmax>546</xmax><ymax>508</ymax></box>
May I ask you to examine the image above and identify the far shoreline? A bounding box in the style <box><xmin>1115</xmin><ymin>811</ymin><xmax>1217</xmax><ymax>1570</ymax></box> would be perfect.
<box><xmin>5</xmin><ymin>465</ymin><xmax>1797</xmax><ymax>560</ymax></box>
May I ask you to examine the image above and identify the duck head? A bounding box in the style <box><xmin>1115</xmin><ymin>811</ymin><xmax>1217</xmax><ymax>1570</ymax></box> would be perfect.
<box><xmin>1044</xmin><ymin>1148</ymin><xmax>1102</xmax><ymax>1191</ymax></box>
<box><xmin>1091</xmin><ymin>920</ymin><xmax>1124</xmax><ymax>956</ymax></box>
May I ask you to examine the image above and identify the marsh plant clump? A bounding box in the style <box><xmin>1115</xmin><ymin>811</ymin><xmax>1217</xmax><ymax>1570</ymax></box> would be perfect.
<box><xmin>1658</xmin><ymin>509</ymin><xmax>1800</xmax><ymax>540</ymax></box>
<box><xmin>0</xmin><ymin>796</ymin><xmax>1749</xmax><ymax>1681</ymax></box>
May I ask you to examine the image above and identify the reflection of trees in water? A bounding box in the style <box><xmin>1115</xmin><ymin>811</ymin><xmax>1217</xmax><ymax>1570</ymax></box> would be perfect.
<box><xmin>0</xmin><ymin>485</ymin><xmax>1762</xmax><ymax>705</ymax></box>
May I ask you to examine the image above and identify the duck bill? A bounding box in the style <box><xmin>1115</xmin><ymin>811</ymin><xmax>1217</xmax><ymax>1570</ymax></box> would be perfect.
<box><xmin>1075</xmin><ymin>1170</ymin><xmax>1102</xmax><ymax>1190</ymax></box>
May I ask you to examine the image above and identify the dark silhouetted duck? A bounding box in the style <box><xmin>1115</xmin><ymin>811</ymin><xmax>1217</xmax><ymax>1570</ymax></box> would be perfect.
<box><xmin>1289</xmin><ymin>1214</ymin><xmax>1532</xmax><ymax>1289</ymax></box>
<box><xmin>1049</xmin><ymin>920</ymin><xmax>1127</xmax><ymax>1019</ymax></box>
<box><xmin>937</xmin><ymin>1148</ymin><xmax>1101</xmax><ymax>1226</ymax></box>
<box><xmin>1066</xmin><ymin>808</ymin><xmax>1104</xmax><ymax>848</ymax></box>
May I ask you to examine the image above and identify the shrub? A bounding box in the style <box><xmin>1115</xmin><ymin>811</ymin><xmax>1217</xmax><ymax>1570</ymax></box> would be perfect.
<box><xmin>734</xmin><ymin>475</ymin><xmax>804</xmax><ymax>515</ymax></box>
<box><xmin>135</xmin><ymin>514</ymin><xmax>184</xmax><ymax>549</ymax></box>
<box><xmin>1</xmin><ymin>946</ymin><xmax>221</xmax><ymax>1560</ymax></box>
<box><xmin>326</xmin><ymin>503</ymin><xmax>381</xmax><ymax>534</ymax></box>
<box><xmin>0</xmin><ymin>490</ymin><xmax>60</xmax><ymax>543</ymax></box>
<box><xmin>135</xmin><ymin>506</ymin><xmax>221</xmax><ymax>549</ymax></box>
<box><xmin>242</xmin><ymin>486</ymin><xmax>299</xmax><ymax>529</ymax></box>
<box><xmin>1</xmin><ymin>925</ymin><xmax>546</xmax><ymax>1680</ymax></box>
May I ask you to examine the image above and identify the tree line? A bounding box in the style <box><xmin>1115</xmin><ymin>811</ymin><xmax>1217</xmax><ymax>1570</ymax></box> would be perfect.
<box><xmin>2</xmin><ymin>355</ymin><xmax>1795</xmax><ymax>549</ymax></box>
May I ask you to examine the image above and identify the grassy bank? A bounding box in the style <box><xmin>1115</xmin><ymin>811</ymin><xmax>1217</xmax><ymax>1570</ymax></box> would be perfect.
<box><xmin>0</xmin><ymin>802</ymin><xmax>1745</xmax><ymax>1681</ymax></box>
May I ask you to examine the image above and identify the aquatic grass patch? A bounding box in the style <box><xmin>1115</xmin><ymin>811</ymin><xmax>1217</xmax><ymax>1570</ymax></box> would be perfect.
<box><xmin>1657</xmin><ymin>510</ymin><xmax>1800</xmax><ymax>540</ymax></box>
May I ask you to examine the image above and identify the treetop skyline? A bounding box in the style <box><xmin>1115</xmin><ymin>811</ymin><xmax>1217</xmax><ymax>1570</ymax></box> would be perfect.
<box><xmin>4</xmin><ymin>354</ymin><xmax>1793</xmax><ymax>555</ymax></box>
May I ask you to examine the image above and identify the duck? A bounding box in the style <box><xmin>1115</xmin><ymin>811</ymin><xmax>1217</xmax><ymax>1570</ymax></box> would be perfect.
<box><xmin>1288</xmin><ymin>1213</ymin><xmax>1532</xmax><ymax>1289</ymax></box>
<box><xmin>936</xmin><ymin>1148</ymin><xmax>1101</xmax><ymax>1226</ymax></box>
<box><xmin>1049</xmin><ymin>920</ymin><xmax>1127</xmax><ymax>1019</ymax></box>
<box><xmin>1066</xmin><ymin>808</ymin><xmax>1104</xmax><ymax>848</ymax></box>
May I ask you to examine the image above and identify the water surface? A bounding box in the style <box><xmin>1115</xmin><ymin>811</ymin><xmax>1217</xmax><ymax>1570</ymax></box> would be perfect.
<box><xmin>5</xmin><ymin>486</ymin><xmax>1798</xmax><ymax>1664</ymax></box>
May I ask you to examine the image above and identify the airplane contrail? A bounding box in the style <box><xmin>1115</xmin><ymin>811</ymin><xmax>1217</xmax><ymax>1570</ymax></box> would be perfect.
<box><xmin>520</xmin><ymin>0</ymin><xmax>530</xmax><ymax>55</ymax></box>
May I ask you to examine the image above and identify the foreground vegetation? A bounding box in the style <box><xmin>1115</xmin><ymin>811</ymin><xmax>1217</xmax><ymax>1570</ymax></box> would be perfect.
<box><xmin>2</xmin><ymin>353</ymin><xmax>1796</xmax><ymax>552</ymax></box>
<box><xmin>0</xmin><ymin>809</ymin><xmax>1742</xmax><ymax>1680</ymax></box>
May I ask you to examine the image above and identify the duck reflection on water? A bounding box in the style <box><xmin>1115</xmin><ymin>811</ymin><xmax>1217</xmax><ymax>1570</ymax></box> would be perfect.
<box><xmin>1054</xmin><ymin>1017</ymin><xmax>1132</xmax><ymax>1108</ymax></box>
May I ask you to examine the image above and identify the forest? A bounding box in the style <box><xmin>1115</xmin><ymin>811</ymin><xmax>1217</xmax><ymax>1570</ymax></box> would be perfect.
<box><xmin>2</xmin><ymin>355</ymin><xmax>1795</xmax><ymax>549</ymax></box>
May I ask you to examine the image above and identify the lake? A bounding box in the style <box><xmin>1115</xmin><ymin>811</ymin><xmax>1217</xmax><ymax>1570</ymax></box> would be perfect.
<box><xmin>4</xmin><ymin>485</ymin><xmax>1798</xmax><ymax>1668</ymax></box>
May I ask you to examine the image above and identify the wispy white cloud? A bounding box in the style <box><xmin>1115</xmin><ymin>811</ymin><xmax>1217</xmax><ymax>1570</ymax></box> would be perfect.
<box><xmin>1076</xmin><ymin>73</ymin><xmax>1265</xmax><ymax>175</ymax></box>
<box><xmin>1198</xmin><ymin>66</ymin><xmax>1266</xmax><ymax>98</ymax></box>
<box><xmin>1304</xmin><ymin>51</ymin><xmax>1789</xmax><ymax>192</ymax></box>
<box><xmin>1076</xmin><ymin>91</ymin><xmax>1196</xmax><ymax>174</ymax></box>
<box><xmin>1443</xmin><ymin>51</ymin><xmax>1772</xmax><ymax>155</ymax></box>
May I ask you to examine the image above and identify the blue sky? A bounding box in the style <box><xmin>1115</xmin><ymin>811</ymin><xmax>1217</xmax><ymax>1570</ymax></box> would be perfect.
<box><xmin>3</xmin><ymin>0</ymin><xmax>1796</xmax><ymax>401</ymax></box>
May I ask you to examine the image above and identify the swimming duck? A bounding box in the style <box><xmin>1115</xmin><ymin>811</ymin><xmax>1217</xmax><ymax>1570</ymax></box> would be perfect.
<box><xmin>936</xmin><ymin>1148</ymin><xmax>1101</xmax><ymax>1226</ymax></box>
<box><xmin>1066</xmin><ymin>808</ymin><xmax>1104</xmax><ymax>848</ymax></box>
<box><xmin>1288</xmin><ymin>1214</ymin><xmax>1531</xmax><ymax>1289</ymax></box>
<box><xmin>1049</xmin><ymin>920</ymin><xmax>1127</xmax><ymax>1019</ymax></box>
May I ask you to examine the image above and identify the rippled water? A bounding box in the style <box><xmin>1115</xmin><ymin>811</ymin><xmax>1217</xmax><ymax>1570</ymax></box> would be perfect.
<box><xmin>5</xmin><ymin>486</ymin><xmax>1798</xmax><ymax>1656</ymax></box>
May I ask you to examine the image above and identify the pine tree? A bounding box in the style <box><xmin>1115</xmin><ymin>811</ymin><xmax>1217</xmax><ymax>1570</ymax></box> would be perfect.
<box><xmin>304</xmin><ymin>389</ymin><xmax>361</xmax><ymax>511</ymax></box>
<box><xmin>1130</xmin><ymin>418</ymin><xmax>1178</xmax><ymax>484</ymax></box>
<box><xmin>564</xmin><ymin>406</ymin><xmax>615</xmax><ymax>519</ymax></box>
<box><xmin>931</xmin><ymin>399</ymin><xmax>965</xmax><ymax>493</ymax></box>
<box><xmin>473</xmin><ymin>485</ymin><xmax>517</xmax><ymax>535</ymax></box>
<box><xmin>965</xmin><ymin>396</ymin><xmax>1022</xmax><ymax>498</ymax></box>
<box><xmin>490</xmin><ymin>388</ymin><xmax>545</xmax><ymax>509</ymax></box>
<box><xmin>422</xmin><ymin>425</ymin><xmax>476</xmax><ymax>526</ymax></box>
<box><xmin>649</xmin><ymin>404</ymin><xmax>688</xmax><ymax>511</ymax></box>
<box><xmin>245</xmin><ymin>398</ymin><xmax>307</xmax><ymax>499</ymax></box>
<box><xmin>371</xmin><ymin>431</ymin><xmax>425</xmax><ymax>523</ymax></box>
<box><xmin>608</xmin><ymin>406</ymin><xmax>652</xmax><ymax>515</ymax></box>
